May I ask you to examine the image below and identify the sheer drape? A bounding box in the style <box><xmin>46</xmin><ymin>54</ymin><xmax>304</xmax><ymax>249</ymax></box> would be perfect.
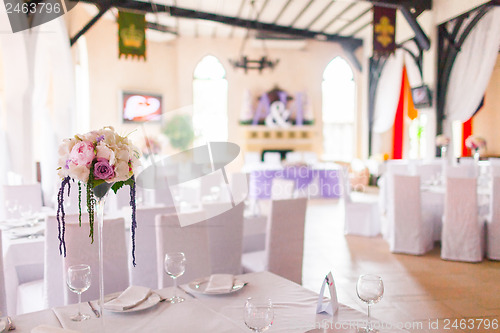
<box><xmin>445</xmin><ymin>7</ymin><xmax>500</xmax><ymax>122</ymax></box>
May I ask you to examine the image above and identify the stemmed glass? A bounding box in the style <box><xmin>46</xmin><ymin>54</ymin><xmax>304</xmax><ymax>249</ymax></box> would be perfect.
<box><xmin>244</xmin><ymin>297</ymin><xmax>274</xmax><ymax>332</ymax></box>
<box><xmin>66</xmin><ymin>264</ymin><xmax>92</xmax><ymax>321</ymax></box>
<box><xmin>164</xmin><ymin>252</ymin><xmax>186</xmax><ymax>303</ymax></box>
<box><xmin>356</xmin><ymin>274</ymin><xmax>384</xmax><ymax>332</ymax></box>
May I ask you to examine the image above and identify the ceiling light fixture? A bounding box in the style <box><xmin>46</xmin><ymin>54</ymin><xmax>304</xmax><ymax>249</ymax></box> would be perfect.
<box><xmin>229</xmin><ymin>0</ymin><xmax>279</xmax><ymax>73</ymax></box>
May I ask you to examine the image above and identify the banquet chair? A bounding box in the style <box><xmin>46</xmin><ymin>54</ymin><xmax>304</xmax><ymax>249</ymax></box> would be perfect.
<box><xmin>155</xmin><ymin>211</ymin><xmax>211</xmax><ymax>287</ymax></box>
<box><xmin>340</xmin><ymin>168</ymin><xmax>380</xmax><ymax>237</ymax></box>
<box><xmin>230</xmin><ymin>172</ymin><xmax>250</xmax><ymax>205</ymax></box>
<box><xmin>203</xmin><ymin>202</ymin><xmax>245</xmax><ymax>274</ymax></box>
<box><xmin>271</xmin><ymin>178</ymin><xmax>295</xmax><ymax>199</ymax></box>
<box><xmin>486</xmin><ymin>177</ymin><xmax>500</xmax><ymax>260</ymax></box>
<box><xmin>263</xmin><ymin>152</ymin><xmax>282</xmax><ymax>168</ymax></box>
<box><xmin>388</xmin><ymin>175</ymin><xmax>433</xmax><ymax>255</ymax></box>
<box><xmin>130</xmin><ymin>206</ymin><xmax>176</xmax><ymax>289</ymax></box>
<box><xmin>63</xmin><ymin>217</ymin><xmax>129</xmax><ymax>304</ymax></box>
<box><xmin>0</xmin><ymin>230</ymin><xmax>7</xmax><ymax>316</ymax></box>
<box><xmin>3</xmin><ymin>184</ymin><xmax>43</xmax><ymax>219</ymax></box>
<box><xmin>285</xmin><ymin>152</ymin><xmax>302</xmax><ymax>164</ymax></box>
<box><xmin>241</xmin><ymin>197</ymin><xmax>308</xmax><ymax>285</ymax></box>
<box><xmin>441</xmin><ymin>177</ymin><xmax>485</xmax><ymax>262</ymax></box>
<box><xmin>16</xmin><ymin>214</ymin><xmax>88</xmax><ymax>314</ymax></box>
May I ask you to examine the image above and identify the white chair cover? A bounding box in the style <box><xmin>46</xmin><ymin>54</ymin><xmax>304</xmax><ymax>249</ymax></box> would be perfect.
<box><xmin>44</xmin><ymin>213</ymin><xmax>88</xmax><ymax>308</ymax></box>
<box><xmin>263</xmin><ymin>152</ymin><xmax>281</xmax><ymax>167</ymax></box>
<box><xmin>130</xmin><ymin>206</ymin><xmax>176</xmax><ymax>289</ymax></box>
<box><xmin>388</xmin><ymin>175</ymin><xmax>433</xmax><ymax>254</ymax></box>
<box><xmin>378</xmin><ymin>162</ymin><xmax>409</xmax><ymax>216</ymax></box>
<box><xmin>446</xmin><ymin>165</ymin><xmax>476</xmax><ymax>178</ymax></box>
<box><xmin>63</xmin><ymin>217</ymin><xmax>129</xmax><ymax>303</ymax></box>
<box><xmin>340</xmin><ymin>168</ymin><xmax>380</xmax><ymax>237</ymax></box>
<box><xmin>285</xmin><ymin>152</ymin><xmax>302</xmax><ymax>164</ymax></box>
<box><xmin>0</xmin><ymin>230</ymin><xmax>7</xmax><ymax>316</ymax></box>
<box><xmin>441</xmin><ymin>177</ymin><xmax>485</xmax><ymax>262</ymax></box>
<box><xmin>271</xmin><ymin>178</ymin><xmax>295</xmax><ymax>199</ymax></box>
<box><xmin>203</xmin><ymin>202</ymin><xmax>244</xmax><ymax>274</ymax></box>
<box><xmin>3</xmin><ymin>184</ymin><xmax>43</xmax><ymax>219</ymax></box>
<box><xmin>230</xmin><ymin>172</ymin><xmax>249</xmax><ymax>205</ymax></box>
<box><xmin>242</xmin><ymin>197</ymin><xmax>308</xmax><ymax>285</ymax></box>
<box><xmin>418</xmin><ymin>163</ymin><xmax>445</xmax><ymax>241</ymax></box>
<box><xmin>487</xmin><ymin>177</ymin><xmax>500</xmax><ymax>260</ymax></box>
<box><xmin>155</xmin><ymin>211</ymin><xmax>211</xmax><ymax>287</ymax></box>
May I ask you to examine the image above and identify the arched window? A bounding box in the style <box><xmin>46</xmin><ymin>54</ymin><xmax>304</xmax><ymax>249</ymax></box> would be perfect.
<box><xmin>193</xmin><ymin>55</ymin><xmax>228</xmax><ymax>145</ymax></box>
<box><xmin>322</xmin><ymin>57</ymin><xmax>356</xmax><ymax>161</ymax></box>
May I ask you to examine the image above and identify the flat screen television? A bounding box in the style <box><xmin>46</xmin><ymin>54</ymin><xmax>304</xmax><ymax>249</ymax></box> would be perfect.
<box><xmin>122</xmin><ymin>91</ymin><xmax>162</xmax><ymax>122</ymax></box>
<box><xmin>411</xmin><ymin>85</ymin><xmax>432</xmax><ymax>108</ymax></box>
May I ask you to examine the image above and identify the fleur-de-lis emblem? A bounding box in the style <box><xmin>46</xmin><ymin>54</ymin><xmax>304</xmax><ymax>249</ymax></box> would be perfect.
<box><xmin>375</xmin><ymin>16</ymin><xmax>395</xmax><ymax>47</ymax></box>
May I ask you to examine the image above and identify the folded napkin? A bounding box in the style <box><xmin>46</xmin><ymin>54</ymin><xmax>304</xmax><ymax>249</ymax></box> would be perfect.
<box><xmin>204</xmin><ymin>274</ymin><xmax>234</xmax><ymax>293</ymax></box>
<box><xmin>31</xmin><ymin>325</ymin><xmax>80</xmax><ymax>333</ymax></box>
<box><xmin>103</xmin><ymin>286</ymin><xmax>152</xmax><ymax>311</ymax></box>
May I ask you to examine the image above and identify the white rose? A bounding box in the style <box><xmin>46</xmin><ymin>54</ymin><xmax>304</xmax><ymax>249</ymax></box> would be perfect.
<box><xmin>96</xmin><ymin>142</ymin><xmax>116</xmax><ymax>165</ymax></box>
<box><xmin>114</xmin><ymin>161</ymin><xmax>131</xmax><ymax>182</ymax></box>
<box><xmin>68</xmin><ymin>164</ymin><xmax>90</xmax><ymax>183</ymax></box>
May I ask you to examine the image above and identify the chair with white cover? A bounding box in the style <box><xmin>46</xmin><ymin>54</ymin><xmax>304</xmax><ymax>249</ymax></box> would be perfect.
<box><xmin>242</xmin><ymin>197</ymin><xmax>308</xmax><ymax>285</ymax></box>
<box><xmin>130</xmin><ymin>206</ymin><xmax>176</xmax><ymax>289</ymax></box>
<box><xmin>155</xmin><ymin>211</ymin><xmax>211</xmax><ymax>287</ymax></box>
<box><xmin>340</xmin><ymin>168</ymin><xmax>380</xmax><ymax>237</ymax></box>
<box><xmin>441</xmin><ymin>177</ymin><xmax>485</xmax><ymax>262</ymax></box>
<box><xmin>271</xmin><ymin>178</ymin><xmax>295</xmax><ymax>199</ymax></box>
<box><xmin>447</xmin><ymin>164</ymin><xmax>476</xmax><ymax>178</ymax></box>
<box><xmin>203</xmin><ymin>202</ymin><xmax>245</xmax><ymax>274</ymax></box>
<box><xmin>388</xmin><ymin>175</ymin><xmax>433</xmax><ymax>254</ymax></box>
<box><xmin>0</xmin><ymin>230</ymin><xmax>8</xmax><ymax>316</ymax></box>
<box><xmin>63</xmin><ymin>217</ymin><xmax>130</xmax><ymax>303</ymax></box>
<box><xmin>263</xmin><ymin>152</ymin><xmax>282</xmax><ymax>168</ymax></box>
<box><xmin>486</xmin><ymin>177</ymin><xmax>500</xmax><ymax>260</ymax></box>
<box><xmin>285</xmin><ymin>152</ymin><xmax>302</xmax><ymax>164</ymax></box>
<box><xmin>16</xmin><ymin>214</ymin><xmax>87</xmax><ymax>314</ymax></box>
<box><xmin>3</xmin><ymin>184</ymin><xmax>43</xmax><ymax>219</ymax></box>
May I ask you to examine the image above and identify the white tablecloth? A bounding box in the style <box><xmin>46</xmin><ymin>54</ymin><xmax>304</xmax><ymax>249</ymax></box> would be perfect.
<box><xmin>8</xmin><ymin>272</ymin><xmax>408</xmax><ymax>333</ymax></box>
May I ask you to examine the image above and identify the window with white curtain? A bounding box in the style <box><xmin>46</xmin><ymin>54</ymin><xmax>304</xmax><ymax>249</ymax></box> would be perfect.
<box><xmin>192</xmin><ymin>55</ymin><xmax>228</xmax><ymax>146</ymax></box>
<box><xmin>322</xmin><ymin>57</ymin><xmax>356</xmax><ymax>161</ymax></box>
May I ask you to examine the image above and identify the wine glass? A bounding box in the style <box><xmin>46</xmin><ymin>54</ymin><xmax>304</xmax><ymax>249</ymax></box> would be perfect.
<box><xmin>244</xmin><ymin>297</ymin><xmax>274</xmax><ymax>332</ymax></box>
<box><xmin>356</xmin><ymin>274</ymin><xmax>384</xmax><ymax>332</ymax></box>
<box><xmin>164</xmin><ymin>252</ymin><xmax>186</xmax><ymax>303</ymax></box>
<box><xmin>66</xmin><ymin>264</ymin><xmax>92</xmax><ymax>321</ymax></box>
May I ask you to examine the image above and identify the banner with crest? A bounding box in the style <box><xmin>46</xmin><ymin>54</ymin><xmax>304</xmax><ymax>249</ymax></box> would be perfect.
<box><xmin>118</xmin><ymin>11</ymin><xmax>146</xmax><ymax>60</ymax></box>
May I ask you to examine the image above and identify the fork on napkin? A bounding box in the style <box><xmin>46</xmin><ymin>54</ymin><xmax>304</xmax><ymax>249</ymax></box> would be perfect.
<box><xmin>103</xmin><ymin>286</ymin><xmax>152</xmax><ymax>311</ymax></box>
<box><xmin>204</xmin><ymin>274</ymin><xmax>234</xmax><ymax>293</ymax></box>
<box><xmin>31</xmin><ymin>325</ymin><xmax>79</xmax><ymax>333</ymax></box>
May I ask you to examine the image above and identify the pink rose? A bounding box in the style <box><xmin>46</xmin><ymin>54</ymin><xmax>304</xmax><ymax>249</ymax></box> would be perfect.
<box><xmin>93</xmin><ymin>158</ymin><xmax>115</xmax><ymax>180</ymax></box>
<box><xmin>70</xmin><ymin>141</ymin><xmax>95</xmax><ymax>166</ymax></box>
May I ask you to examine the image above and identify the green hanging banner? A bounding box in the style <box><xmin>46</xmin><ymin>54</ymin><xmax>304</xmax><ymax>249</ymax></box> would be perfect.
<box><xmin>118</xmin><ymin>11</ymin><xmax>146</xmax><ymax>60</ymax></box>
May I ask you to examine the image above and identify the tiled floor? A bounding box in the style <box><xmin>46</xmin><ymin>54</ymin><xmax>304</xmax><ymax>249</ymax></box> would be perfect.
<box><xmin>300</xmin><ymin>197</ymin><xmax>500</xmax><ymax>332</ymax></box>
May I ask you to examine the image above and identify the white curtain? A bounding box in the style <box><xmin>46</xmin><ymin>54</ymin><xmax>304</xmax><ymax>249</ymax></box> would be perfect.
<box><xmin>445</xmin><ymin>7</ymin><xmax>500</xmax><ymax>122</ymax></box>
<box><xmin>31</xmin><ymin>11</ymin><xmax>75</xmax><ymax>205</ymax></box>
<box><xmin>372</xmin><ymin>43</ymin><xmax>423</xmax><ymax>134</ymax></box>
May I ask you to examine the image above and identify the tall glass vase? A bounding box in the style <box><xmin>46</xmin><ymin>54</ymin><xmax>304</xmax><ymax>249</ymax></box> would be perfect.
<box><xmin>93</xmin><ymin>182</ymin><xmax>112</xmax><ymax>326</ymax></box>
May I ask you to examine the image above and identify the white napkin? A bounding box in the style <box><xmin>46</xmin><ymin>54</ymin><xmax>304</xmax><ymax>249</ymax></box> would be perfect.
<box><xmin>103</xmin><ymin>286</ymin><xmax>152</xmax><ymax>311</ymax></box>
<box><xmin>316</xmin><ymin>272</ymin><xmax>339</xmax><ymax>316</ymax></box>
<box><xmin>204</xmin><ymin>274</ymin><xmax>234</xmax><ymax>293</ymax></box>
<box><xmin>31</xmin><ymin>325</ymin><xmax>80</xmax><ymax>333</ymax></box>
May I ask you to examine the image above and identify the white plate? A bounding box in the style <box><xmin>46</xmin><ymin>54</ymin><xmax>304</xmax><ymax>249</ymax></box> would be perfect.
<box><xmin>104</xmin><ymin>293</ymin><xmax>161</xmax><ymax>313</ymax></box>
<box><xmin>187</xmin><ymin>277</ymin><xmax>246</xmax><ymax>295</ymax></box>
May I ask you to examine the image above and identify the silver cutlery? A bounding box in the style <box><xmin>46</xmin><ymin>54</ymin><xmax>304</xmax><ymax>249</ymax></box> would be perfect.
<box><xmin>87</xmin><ymin>301</ymin><xmax>100</xmax><ymax>318</ymax></box>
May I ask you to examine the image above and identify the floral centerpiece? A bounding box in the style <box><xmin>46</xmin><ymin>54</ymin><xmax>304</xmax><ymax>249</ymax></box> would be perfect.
<box><xmin>56</xmin><ymin>126</ymin><xmax>141</xmax><ymax>265</ymax></box>
<box><xmin>435</xmin><ymin>134</ymin><xmax>450</xmax><ymax>147</ymax></box>
<box><xmin>465</xmin><ymin>135</ymin><xmax>487</xmax><ymax>151</ymax></box>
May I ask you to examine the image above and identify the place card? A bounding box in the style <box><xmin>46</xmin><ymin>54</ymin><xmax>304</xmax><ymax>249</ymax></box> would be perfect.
<box><xmin>316</xmin><ymin>272</ymin><xmax>338</xmax><ymax>315</ymax></box>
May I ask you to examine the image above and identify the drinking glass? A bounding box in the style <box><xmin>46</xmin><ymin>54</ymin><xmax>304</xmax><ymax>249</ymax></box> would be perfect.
<box><xmin>244</xmin><ymin>297</ymin><xmax>274</xmax><ymax>332</ymax></box>
<box><xmin>356</xmin><ymin>274</ymin><xmax>384</xmax><ymax>332</ymax></box>
<box><xmin>164</xmin><ymin>252</ymin><xmax>186</xmax><ymax>303</ymax></box>
<box><xmin>66</xmin><ymin>264</ymin><xmax>92</xmax><ymax>321</ymax></box>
